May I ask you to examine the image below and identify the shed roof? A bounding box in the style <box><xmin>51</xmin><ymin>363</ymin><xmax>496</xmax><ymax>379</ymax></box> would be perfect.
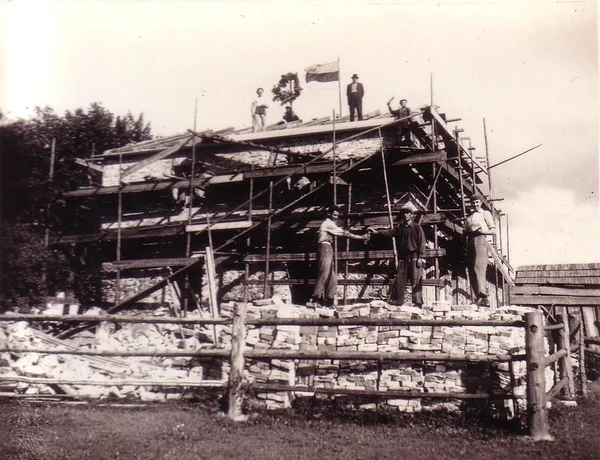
<box><xmin>515</xmin><ymin>263</ymin><xmax>600</xmax><ymax>286</ymax></box>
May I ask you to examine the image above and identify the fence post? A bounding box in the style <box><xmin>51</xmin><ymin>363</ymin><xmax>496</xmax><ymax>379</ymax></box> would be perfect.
<box><xmin>557</xmin><ymin>313</ymin><xmax>575</xmax><ymax>399</ymax></box>
<box><xmin>228</xmin><ymin>301</ymin><xmax>247</xmax><ymax>421</ymax></box>
<box><xmin>525</xmin><ymin>311</ymin><xmax>552</xmax><ymax>441</ymax></box>
<box><xmin>579</xmin><ymin>308</ymin><xmax>588</xmax><ymax>396</ymax></box>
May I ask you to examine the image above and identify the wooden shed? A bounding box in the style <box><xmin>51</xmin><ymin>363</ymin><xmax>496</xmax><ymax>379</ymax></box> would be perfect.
<box><xmin>511</xmin><ymin>263</ymin><xmax>600</xmax><ymax>340</ymax></box>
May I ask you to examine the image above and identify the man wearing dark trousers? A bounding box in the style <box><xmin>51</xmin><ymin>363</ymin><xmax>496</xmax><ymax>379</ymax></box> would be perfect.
<box><xmin>387</xmin><ymin>97</ymin><xmax>412</xmax><ymax>145</ymax></box>
<box><xmin>309</xmin><ymin>205</ymin><xmax>369</xmax><ymax>307</ymax></box>
<box><xmin>369</xmin><ymin>205</ymin><xmax>426</xmax><ymax>306</ymax></box>
<box><xmin>346</xmin><ymin>74</ymin><xmax>364</xmax><ymax>122</ymax></box>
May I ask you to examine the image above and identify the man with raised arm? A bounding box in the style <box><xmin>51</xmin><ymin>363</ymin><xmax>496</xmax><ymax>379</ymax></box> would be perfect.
<box><xmin>309</xmin><ymin>205</ymin><xmax>369</xmax><ymax>308</ymax></box>
<box><xmin>387</xmin><ymin>97</ymin><xmax>412</xmax><ymax>145</ymax></box>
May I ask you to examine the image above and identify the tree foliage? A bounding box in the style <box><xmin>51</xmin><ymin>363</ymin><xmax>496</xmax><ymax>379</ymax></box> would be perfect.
<box><xmin>0</xmin><ymin>103</ymin><xmax>152</xmax><ymax>312</ymax></box>
<box><xmin>271</xmin><ymin>72</ymin><xmax>303</xmax><ymax>107</ymax></box>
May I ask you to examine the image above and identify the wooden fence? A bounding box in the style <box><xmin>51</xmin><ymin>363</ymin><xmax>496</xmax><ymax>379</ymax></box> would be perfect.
<box><xmin>0</xmin><ymin>309</ymin><xmax>590</xmax><ymax>439</ymax></box>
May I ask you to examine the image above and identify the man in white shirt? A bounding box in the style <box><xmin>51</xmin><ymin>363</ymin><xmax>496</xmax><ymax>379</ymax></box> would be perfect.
<box><xmin>310</xmin><ymin>205</ymin><xmax>369</xmax><ymax>307</ymax></box>
<box><xmin>251</xmin><ymin>88</ymin><xmax>269</xmax><ymax>133</ymax></box>
<box><xmin>465</xmin><ymin>193</ymin><xmax>496</xmax><ymax>306</ymax></box>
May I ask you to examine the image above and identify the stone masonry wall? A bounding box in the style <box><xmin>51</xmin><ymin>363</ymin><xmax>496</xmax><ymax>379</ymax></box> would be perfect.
<box><xmin>240</xmin><ymin>300</ymin><xmax>544</xmax><ymax>416</ymax></box>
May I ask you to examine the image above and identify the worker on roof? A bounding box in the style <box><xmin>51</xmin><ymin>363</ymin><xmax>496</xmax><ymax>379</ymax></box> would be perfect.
<box><xmin>387</xmin><ymin>97</ymin><xmax>412</xmax><ymax>146</ymax></box>
<box><xmin>346</xmin><ymin>74</ymin><xmax>364</xmax><ymax>122</ymax></box>
<box><xmin>368</xmin><ymin>203</ymin><xmax>426</xmax><ymax>307</ymax></box>
<box><xmin>251</xmin><ymin>87</ymin><xmax>269</xmax><ymax>133</ymax></box>
<box><xmin>278</xmin><ymin>106</ymin><xmax>300</xmax><ymax>125</ymax></box>
<box><xmin>309</xmin><ymin>205</ymin><xmax>369</xmax><ymax>308</ymax></box>
<box><xmin>465</xmin><ymin>193</ymin><xmax>496</xmax><ymax>307</ymax></box>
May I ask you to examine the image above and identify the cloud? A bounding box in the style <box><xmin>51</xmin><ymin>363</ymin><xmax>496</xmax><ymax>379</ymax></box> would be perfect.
<box><xmin>504</xmin><ymin>185</ymin><xmax>600</xmax><ymax>267</ymax></box>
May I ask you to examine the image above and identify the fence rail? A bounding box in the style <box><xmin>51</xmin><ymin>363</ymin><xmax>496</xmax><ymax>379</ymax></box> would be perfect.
<box><xmin>0</xmin><ymin>308</ymin><xmax>591</xmax><ymax>439</ymax></box>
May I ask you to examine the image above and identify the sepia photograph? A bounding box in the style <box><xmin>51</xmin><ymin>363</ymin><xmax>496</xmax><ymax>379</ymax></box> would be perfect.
<box><xmin>1</xmin><ymin>1</ymin><xmax>598</xmax><ymax>458</ymax></box>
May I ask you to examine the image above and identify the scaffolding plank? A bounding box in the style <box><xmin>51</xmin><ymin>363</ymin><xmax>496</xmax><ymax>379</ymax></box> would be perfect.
<box><xmin>186</xmin><ymin>221</ymin><xmax>252</xmax><ymax>232</ymax></box>
<box><xmin>243</xmin><ymin>248</ymin><xmax>445</xmax><ymax>262</ymax></box>
<box><xmin>244</xmin><ymin>160</ymin><xmax>352</xmax><ymax>179</ymax></box>
<box><xmin>64</xmin><ymin>173</ymin><xmax>244</xmax><ymax>197</ymax></box>
<box><xmin>244</xmin><ymin>278</ymin><xmax>446</xmax><ymax>287</ymax></box>
<box><xmin>102</xmin><ymin>257</ymin><xmax>201</xmax><ymax>270</ymax></box>
<box><xmin>392</xmin><ymin>150</ymin><xmax>447</xmax><ymax>165</ymax></box>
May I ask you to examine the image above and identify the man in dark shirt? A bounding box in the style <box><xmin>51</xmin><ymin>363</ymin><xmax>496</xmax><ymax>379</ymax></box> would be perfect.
<box><xmin>282</xmin><ymin>106</ymin><xmax>300</xmax><ymax>124</ymax></box>
<box><xmin>346</xmin><ymin>74</ymin><xmax>364</xmax><ymax>122</ymax></box>
<box><xmin>387</xmin><ymin>97</ymin><xmax>412</xmax><ymax>145</ymax></box>
<box><xmin>368</xmin><ymin>205</ymin><xmax>426</xmax><ymax>306</ymax></box>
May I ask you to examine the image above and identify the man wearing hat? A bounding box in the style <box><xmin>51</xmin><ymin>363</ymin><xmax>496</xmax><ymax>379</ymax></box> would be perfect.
<box><xmin>387</xmin><ymin>97</ymin><xmax>412</xmax><ymax>145</ymax></box>
<box><xmin>346</xmin><ymin>74</ymin><xmax>364</xmax><ymax>122</ymax></box>
<box><xmin>368</xmin><ymin>204</ymin><xmax>426</xmax><ymax>306</ymax></box>
<box><xmin>465</xmin><ymin>193</ymin><xmax>496</xmax><ymax>307</ymax></box>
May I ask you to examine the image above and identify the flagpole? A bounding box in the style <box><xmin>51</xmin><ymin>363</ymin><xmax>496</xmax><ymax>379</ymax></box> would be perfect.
<box><xmin>337</xmin><ymin>57</ymin><xmax>342</xmax><ymax>118</ymax></box>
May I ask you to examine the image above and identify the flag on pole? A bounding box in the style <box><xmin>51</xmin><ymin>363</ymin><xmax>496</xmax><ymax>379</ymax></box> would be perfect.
<box><xmin>305</xmin><ymin>61</ymin><xmax>340</xmax><ymax>83</ymax></box>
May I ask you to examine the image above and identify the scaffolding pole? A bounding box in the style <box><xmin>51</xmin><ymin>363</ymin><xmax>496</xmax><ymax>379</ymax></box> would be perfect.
<box><xmin>332</xmin><ymin>111</ymin><xmax>338</xmax><ymax>298</ymax></box>
<box><xmin>483</xmin><ymin>118</ymin><xmax>492</xmax><ymax>199</ymax></box>
<box><xmin>378</xmin><ymin>128</ymin><xmax>398</xmax><ymax>269</ymax></box>
<box><xmin>115</xmin><ymin>152</ymin><xmax>124</xmax><ymax>305</ymax></box>
<box><xmin>455</xmin><ymin>129</ymin><xmax>471</xmax><ymax>304</ymax></box>
<box><xmin>432</xmin><ymin>163</ymin><xmax>440</xmax><ymax>301</ymax></box>
<box><xmin>343</xmin><ymin>182</ymin><xmax>352</xmax><ymax>305</ymax></box>
<box><xmin>263</xmin><ymin>181</ymin><xmax>273</xmax><ymax>298</ymax></box>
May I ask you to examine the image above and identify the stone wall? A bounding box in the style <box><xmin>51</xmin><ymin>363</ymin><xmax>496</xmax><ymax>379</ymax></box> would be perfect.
<box><xmin>102</xmin><ymin>158</ymin><xmax>176</xmax><ymax>186</ymax></box>
<box><xmin>239</xmin><ymin>300</ymin><xmax>544</xmax><ymax>415</ymax></box>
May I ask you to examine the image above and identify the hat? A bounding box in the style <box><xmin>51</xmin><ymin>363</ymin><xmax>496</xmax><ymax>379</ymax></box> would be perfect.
<box><xmin>399</xmin><ymin>202</ymin><xmax>417</xmax><ymax>213</ymax></box>
<box><xmin>471</xmin><ymin>193</ymin><xmax>484</xmax><ymax>202</ymax></box>
<box><xmin>351</xmin><ymin>74</ymin><xmax>359</xmax><ymax>79</ymax></box>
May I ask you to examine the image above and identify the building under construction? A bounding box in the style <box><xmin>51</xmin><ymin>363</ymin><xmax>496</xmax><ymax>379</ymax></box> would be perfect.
<box><xmin>57</xmin><ymin>104</ymin><xmax>515</xmax><ymax>314</ymax></box>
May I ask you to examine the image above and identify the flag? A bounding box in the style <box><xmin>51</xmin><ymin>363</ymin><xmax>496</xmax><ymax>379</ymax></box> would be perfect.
<box><xmin>305</xmin><ymin>61</ymin><xmax>340</xmax><ymax>83</ymax></box>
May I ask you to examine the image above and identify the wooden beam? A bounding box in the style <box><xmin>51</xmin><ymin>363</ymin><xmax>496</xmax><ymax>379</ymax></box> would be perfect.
<box><xmin>64</xmin><ymin>173</ymin><xmax>244</xmax><ymax>197</ymax></box>
<box><xmin>186</xmin><ymin>221</ymin><xmax>252</xmax><ymax>232</ymax></box>
<box><xmin>243</xmin><ymin>160</ymin><xmax>352</xmax><ymax>179</ymax></box>
<box><xmin>244</xmin><ymin>278</ymin><xmax>446</xmax><ymax>287</ymax></box>
<box><xmin>510</xmin><ymin>295</ymin><xmax>600</xmax><ymax>306</ymax></box>
<box><xmin>102</xmin><ymin>257</ymin><xmax>201</xmax><ymax>271</ymax></box>
<box><xmin>243</xmin><ymin>248</ymin><xmax>445</xmax><ymax>262</ymax></box>
<box><xmin>430</xmin><ymin>107</ymin><xmax>488</xmax><ymax>176</ymax></box>
<box><xmin>74</xmin><ymin>158</ymin><xmax>103</xmax><ymax>173</ymax></box>
<box><xmin>121</xmin><ymin>136</ymin><xmax>192</xmax><ymax>178</ymax></box>
<box><xmin>393</xmin><ymin>150</ymin><xmax>447</xmax><ymax>165</ymax></box>
<box><xmin>51</xmin><ymin>224</ymin><xmax>186</xmax><ymax>245</ymax></box>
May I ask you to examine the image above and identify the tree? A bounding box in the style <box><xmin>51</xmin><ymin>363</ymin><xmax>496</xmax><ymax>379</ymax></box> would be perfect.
<box><xmin>0</xmin><ymin>103</ymin><xmax>152</xmax><ymax>312</ymax></box>
<box><xmin>271</xmin><ymin>72</ymin><xmax>303</xmax><ymax>108</ymax></box>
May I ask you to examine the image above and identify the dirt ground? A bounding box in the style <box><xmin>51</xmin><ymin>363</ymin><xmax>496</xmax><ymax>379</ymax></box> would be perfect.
<box><xmin>2</xmin><ymin>384</ymin><xmax>600</xmax><ymax>460</ymax></box>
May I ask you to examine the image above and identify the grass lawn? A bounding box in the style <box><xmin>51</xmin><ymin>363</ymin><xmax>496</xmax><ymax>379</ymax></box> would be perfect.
<box><xmin>2</xmin><ymin>384</ymin><xmax>599</xmax><ymax>460</ymax></box>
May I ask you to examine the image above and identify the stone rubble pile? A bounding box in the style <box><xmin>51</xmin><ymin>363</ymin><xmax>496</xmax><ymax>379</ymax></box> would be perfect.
<box><xmin>0</xmin><ymin>307</ymin><xmax>230</xmax><ymax>401</ymax></box>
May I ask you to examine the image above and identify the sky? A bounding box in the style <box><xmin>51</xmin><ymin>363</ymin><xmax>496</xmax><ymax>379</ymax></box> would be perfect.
<box><xmin>1</xmin><ymin>0</ymin><xmax>598</xmax><ymax>268</ymax></box>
